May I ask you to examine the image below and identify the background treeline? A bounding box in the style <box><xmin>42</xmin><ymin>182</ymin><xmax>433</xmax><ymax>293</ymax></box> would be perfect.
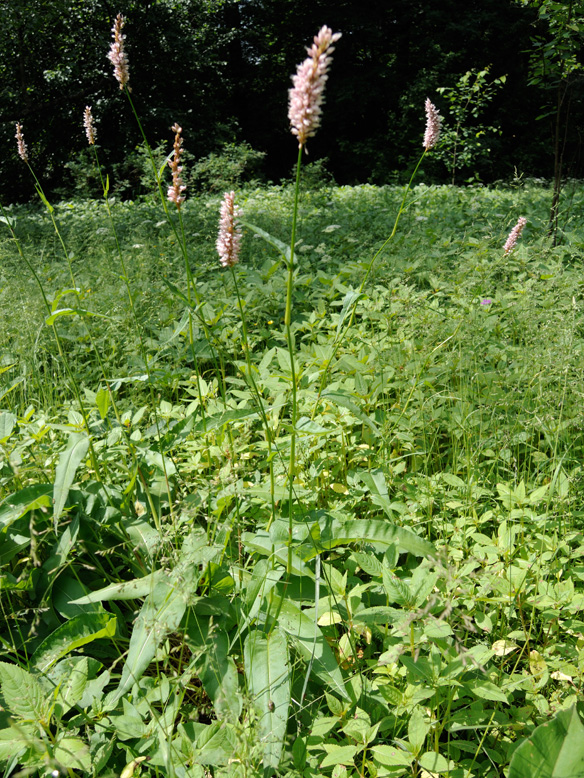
<box><xmin>2</xmin><ymin>0</ymin><xmax>583</xmax><ymax>202</ymax></box>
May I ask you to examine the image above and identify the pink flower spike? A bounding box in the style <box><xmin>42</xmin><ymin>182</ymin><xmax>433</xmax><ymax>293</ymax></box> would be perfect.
<box><xmin>217</xmin><ymin>191</ymin><xmax>242</xmax><ymax>268</ymax></box>
<box><xmin>15</xmin><ymin>123</ymin><xmax>28</xmax><ymax>163</ymax></box>
<box><xmin>84</xmin><ymin>106</ymin><xmax>97</xmax><ymax>145</ymax></box>
<box><xmin>423</xmin><ymin>99</ymin><xmax>442</xmax><ymax>151</ymax></box>
<box><xmin>503</xmin><ymin>217</ymin><xmax>527</xmax><ymax>255</ymax></box>
<box><xmin>288</xmin><ymin>25</ymin><xmax>341</xmax><ymax>149</ymax></box>
<box><xmin>167</xmin><ymin>123</ymin><xmax>187</xmax><ymax>209</ymax></box>
<box><xmin>108</xmin><ymin>13</ymin><xmax>130</xmax><ymax>91</ymax></box>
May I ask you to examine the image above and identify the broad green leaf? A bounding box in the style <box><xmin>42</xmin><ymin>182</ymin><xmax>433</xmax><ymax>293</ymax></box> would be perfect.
<box><xmin>320</xmin><ymin>744</ymin><xmax>359</xmax><ymax>768</ymax></box>
<box><xmin>509</xmin><ymin>705</ymin><xmax>584</xmax><ymax>778</ymax></box>
<box><xmin>468</xmin><ymin>680</ymin><xmax>509</xmax><ymax>704</ymax></box>
<box><xmin>0</xmin><ymin>484</ymin><xmax>52</xmax><ymax>530</ymax></box>
<box><xmin>191</xmin><ymin>407</ymin><xmax>261</xmax><ymax>434</ymax></box>
<box><xmin>408</xmin><ymin>707</ymin><xmax>430</xmax><ymax>752</ymax></box>
<box><xmin>52</xmin><ymin>657</ymin><xmax>88</xmax><ymax>717</ymax></box>
<box><xmin>370</xmin><ymin>745</ymin><xmax>413</xmax><ymax>768</ymax></box>
<box><xmin>418</xmin><ymin>752</ymin><xmax>457</xmax><ymax>773</ymax></box>
<box><xmin>335</xmin><ymin>290</ymin><xmax>365</xmax><ymax>335</ymax></box>
<box><xmin>45</xmin><ymin>307</ymin><xmax>110</xmax><ymax>325</ymax></box>
<box><xmin>197</xmin><ymin>629</ymin><xmax>242</xmax><ymax>721</ymax></box>
<box><xmin>242</xmin><ymin>221</ymin><xmax>291</xmax><ymax>262</ymax></box>
<box><xmin>32</xmin><ymin>613</ymin><xmax>117</xmax><ymax>673</ymax></box>
<box><xmin>0</xmin><ymin>725</ymin><xmax>40</xmax><ymax>763</ymax></box>
<box><xmin>0</xmin><ymin>663</ymin><xmax>46</xmax><ymax>722</ymax></box>
<box><xmin>54</xmin><ymin>736</ymin><xmax>91</xmax><ymax>771</ymax></box>
<box><xmin>244</xmin><ymin>628</ymin><xmax>290</xmax><ymax>770</ymax></box>
<box><xmin>53</xmin><ymin>434</ymin><xmax>89</xmax><ymax>529</ymax></box>
<box><xmin>70</xmin><ymin>570</ymin><xmax>164</xmax><ymax>604</ymax></box>
<box><xmin>321</xmin><ymin>519</ymin><xmax>436</xmax><ymax>558</ymax></box>
<box><xmin>0</xmin><ymin>412</ymin><xmax>16</xmax><ymax>441</ymax></box>
<box><xmin>242</xmin><ymin>530</ymin><xmax>314</xmax><ymax>578</ymax></box>
<box><xmin>95</xmin><ymin>386</ymin><xmax>110</xmax><ymax>419</ymax></box>
<box><xmin>322</xmin><ymin>389</ymin><xmax>379</xmax><ymax>434</ymax></box>
<box><xmin>194</xmin><ymin>720</ymin><xmax>237</xmax><ymax>766</ymax></box>
<box><xmin>382</xmin><ymin>568</ymin><xmax>411</xmax><ymax>605</ymax></box>
<box><xmin>111</xmin><ymin>582</ymin><xmax>186</xmax><ymax>703</ymax></box>
<box><xmin>276</xmin><ymin>599</ymin><xmax>349</xmax><ymax>700</ymax></box>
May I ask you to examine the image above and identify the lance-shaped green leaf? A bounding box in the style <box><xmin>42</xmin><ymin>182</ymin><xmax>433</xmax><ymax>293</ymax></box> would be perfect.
<box><xmin>53</xmin><ymin>434</ymin><xmax>90</xmax><ymax>530</ymax></box>
<box><xmin>110</xmin><ymin>581</ymin><xmax>186</xmax><ymax>704</ymax></box>
<box><xmin>244</xmin><ymin>628</ymin><xmax>290</xmax><ymax>771</ymax></box>
<box><xmin>276</xmin><ymin>600</ymin><xmax>349</xmax><ymax>700</ymax></box>
<box><xmin>70</xmin><ymin>570</ymin><xmax>164</xmax><ymax>604</ymax></box>
<box><xmin>241</xmin><ymin>221</ymin><xmax>291</xmax><ymax>263</ymax></box>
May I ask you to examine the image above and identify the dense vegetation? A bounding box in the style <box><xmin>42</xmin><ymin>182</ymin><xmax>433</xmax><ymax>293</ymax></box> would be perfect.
<box><xmin>2</xmin><ymin>4</ymin><xmax>584</xmax><ymax>777</ymax></box>
<box><xmin>2</xmin><ymin>175</ymin><xmax>584</xmax><ymax>776</ymax></box>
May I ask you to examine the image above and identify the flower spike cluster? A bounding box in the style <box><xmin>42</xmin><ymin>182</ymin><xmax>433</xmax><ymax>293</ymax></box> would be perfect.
<box><xmin>84</xmin><ymin>106</ymin><xmax>97</xmax><ymax>145</ymax></box>
<box><xmin>288</xmin><ymin>25</ymin><xmax>342</xmax><ymax>149</ymax></box>
<box><xmin>503</xmin><ymin>217</ymin><xmax>527</xmax><ymax>254</ymax></box>
<box><xmin>108</xmin><ymin>13</ymin><xmax>130</xmax><ymax>90</ymax></box>
<box><xmin>15</xmin><ymin>123</ymin><xmax>28</xmax><ymax>162</ymax></box>
<box><xmin>423</xmin><ymin>99</ymin><xmax>442</xmax><ymax>151</ymax></box>
<box><xmin>167</xmin><ymin>123</ymin><xmax>186</xmax><ymax>208</ymax></box>
<box><xmin>217</xmin><ymin>191</ymin><xmax>242</xmax><ymax>268</ymax></box>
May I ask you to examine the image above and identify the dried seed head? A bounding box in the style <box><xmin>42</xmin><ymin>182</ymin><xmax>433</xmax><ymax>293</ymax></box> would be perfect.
<box><xmin>503</xmin><ymin>217</ymin><xmax>527</xmax><ymax>254</ymax></box>
<box><xmin>15</xmin><ymin>123</ymin><xmax>28</xmax><ymax>162</ymax></box>
<box><xmin>423</xmin><ymin>99</ymin><xmax>442</xmax><ymax>151</ymax></box>
<box><xmin>288</xmin><ymin>26</ymin><xmax>341</xmax><ymax>149</ymax></box>
<box><xmin>108</xmin><ymin>13</ymin><xmax>130</xmax><ymax>90</ymax></box>
<box><xmin>216</xmin><ymin>191</ymin><xmax>242</xmax><ymax>268</ymax></box>
<box><xmin>167</xmin><ymin>123</ymin><xmax>187</xmax><ymax>208</ymax></box>
<box><xmin>84</xmin><ymin>106</ymin><xmax>97</xmax><ymax>145</ymax></box>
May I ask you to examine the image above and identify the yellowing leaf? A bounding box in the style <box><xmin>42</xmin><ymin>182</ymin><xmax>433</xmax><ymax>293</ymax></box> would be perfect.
<box><xmin>318</xmin><ymin>610</ymin><xmax>343</xmax><ymax>626</ymax></box>
<box><xmin>530</xmin><ymin>650</ymin><xmax>547</xmax><ymax>678</ymax></box>
<box><xmin>492</xmin><ymin>639</ymin><xmax>519</xmax><ymax>656</ymax></box>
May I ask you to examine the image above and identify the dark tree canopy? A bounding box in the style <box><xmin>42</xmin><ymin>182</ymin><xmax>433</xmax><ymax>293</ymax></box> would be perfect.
<box><xmin>1</xmin><ymin>0</ymin><xmax>582</xmax><ymax>202</ymax></box>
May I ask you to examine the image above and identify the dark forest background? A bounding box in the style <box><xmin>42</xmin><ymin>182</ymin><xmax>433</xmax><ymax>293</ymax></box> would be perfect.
<box><xmin>2</xmin><ymin>0</ymin><xmax>583</xmax><ymax>202</ymax></box>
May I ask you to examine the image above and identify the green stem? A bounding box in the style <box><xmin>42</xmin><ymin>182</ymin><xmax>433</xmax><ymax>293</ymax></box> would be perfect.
<box><xmin>285</xmin><ymin>146</ymin><xmax>304</xmax><ymax>572</ymax></box>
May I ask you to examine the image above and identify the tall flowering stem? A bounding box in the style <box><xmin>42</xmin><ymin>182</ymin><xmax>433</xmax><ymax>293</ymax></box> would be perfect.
<box><xmin>108</xmin><ymin>13</ymin><xmax>130</xmax><ymax>90</ymax></box>
<box><xmin>288</xmin><ymin>26</ymin><xmax>341</xmax><ymax>150</ymax></box>
<box><xmin>167</xmin><ymin>123</ymin><xmax>186</xmax><ymax>209</ymax></box>
<box><xmin>282</xmin><ymin>25</ymin><xmax>340</xmax><ymax>556</ymax></box>
<box><xmin>217</xmin><ymin>199</ymin><xmax>277</xmax><ymax>526</ymax></box>
<box><xmin>504</xmin><ymin>217</ymin><xmax>527</xmax><ymax>254</ymax></box>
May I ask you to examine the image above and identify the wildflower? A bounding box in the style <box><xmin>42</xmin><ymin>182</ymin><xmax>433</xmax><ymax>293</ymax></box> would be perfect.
<box><xmin>15</xmin><ymin>123</ymin><xmax>28</xmax><ymax>162</ymax></box>
<box><xmin>107</xmin><ymin>13</ymin><xmax>130</xmax><ymax>90</ymax></box>
<box><xmin>288</xmin><ymin>26</ymin><xmax>342</xmax><ymax>149</ymax></box>
<box><xmin>216</xmin><ymin>191</ymin><xmax>242</xmax><ymax>268</ymax></box>
<box><xmin>167</xmin><ymin>123</ymin><xmax>186</xmax><ymax>208</ymax></box>
<box><xmin>481</xmin><ymin>298</ymin><xmax>493</xmax><ymax>305</ymax></box>
<box><xmin>84</xmin><ymin>106</ymin><xmax>97</xmax><ymax>145</ymax></box>
<box><xmin>503</xmin><ymin>217</ymin><xmax>527</xmax><ymax>255</ymax></box>
<box><xmin>423</xmin><ymin>99</ymin><xmax>442</xmax><ymax>151</ymax></box>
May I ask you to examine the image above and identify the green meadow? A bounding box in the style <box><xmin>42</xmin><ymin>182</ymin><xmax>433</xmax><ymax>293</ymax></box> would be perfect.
<box><xmin>1</xmin><ymin>177</ymin><xmax>584</xmax><ymax>777</ymax></box>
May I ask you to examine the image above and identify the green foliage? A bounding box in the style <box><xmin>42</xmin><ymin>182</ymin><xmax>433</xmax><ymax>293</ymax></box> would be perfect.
<box><xmin>190</xmin><ymin>142</ymin><xmax>267</xmax><ymax>193</ymax></box>
<box><xmin>435</xmin><ymin>66</ymin><xmax>507</xmax><ymax>183</ymax></box>
<box><xmin>2</xmin><ymin>159</ymin><xmax>584</xmax><ymax>776</ymax></box>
